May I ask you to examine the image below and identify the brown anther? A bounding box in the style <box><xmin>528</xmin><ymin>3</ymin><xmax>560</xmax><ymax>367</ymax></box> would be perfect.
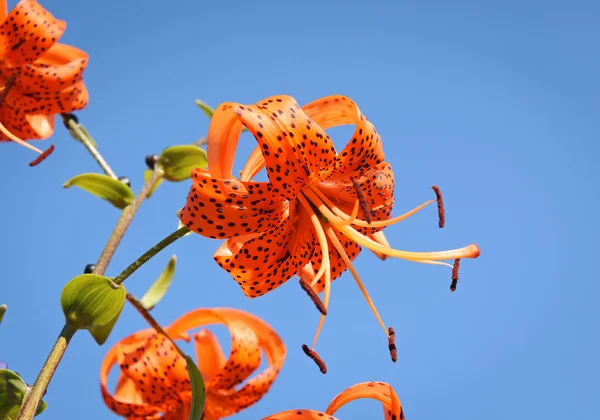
<box><xmin>388</xmin><ymin>327</ymin><xmax>397</xmax><ymax>362</ymax></box>
<box><xmin>0</xmin><ymin>73</ymin><xmax>17</xmax><ymax>109</ymax></box>
<box><xmin>353</xmin><ymin>179</ymin><xmax>372</xmax><ymax>224</ymax></box>
<box><xmin>29</xmin><ymin>145</ymin><xmax>55</xmax><ymax>167</ymax></box>
<box><xmin>299</xmin><ymin>279</ymin><xmax>327</xmax><ymax>315</ymax></box>
<box><xmin>431</xmin><ymin>185</ymin><xmax>445</xmax><ymax>228</ymax></box>
<box><xmin>302</xmin><ymin>344</ymin><xmax>327</xmax><ymax>374</ymax></box>
<box><xmin>450</xmin><ymin>258</ymin><xmax>460</xmax><ymax>292</ymax></box>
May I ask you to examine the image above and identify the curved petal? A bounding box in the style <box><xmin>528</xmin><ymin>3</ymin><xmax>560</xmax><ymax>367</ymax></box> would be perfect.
<box><xmin>179</xmin><ymin>169</ymin><xmax>288</xmax><ymax>239</ymax></box>
<box><xmin>231</xmin><ymin>95</ymin><xmax>337</xmax><ymax>198</ymax></box>
<box><xmin>213</xmin><ymin>203</ymin><xmax>315</xmax><ymax>297</ymax></box>
<box><xmin>206</xmin><ymin>102</ymin><xmax>245</xmax><ymax>179</ymax></box>
<box><xmin>303</xmin><ymin>95</ymin><xmax>385</xmax><ymax>180</ymax></box>
<box><xmin>100</xmin><ymin>329</ymin><xmax>163</xmax><ymax>418</ymax></box>
<box><xmin>262</xmin><ymin>410</ymin><xmax>339</xmax><ymax>420</ymax></box>
<box><xmin>167</xmin><ymin>308</ymin><xmax>286</xmax><ymax>416</ymax></box>
<box><xmin>0</xmin><ymin>1</ymin><xmax>7</xmax><ymax>22</ymax></box>
<box><xmin>194</xmin><ymin>329</ymin><xmax>226</xmax><ymax>382</ymax></box>
<box><xmin>325</xmin><ymin>382</ymin><xmax>405</xmax><ymax>420</ymax></box>
<box><xmin>0</xmin><ymin>0</ymin><xmax>66</xmax><ymax>66</ymax></box>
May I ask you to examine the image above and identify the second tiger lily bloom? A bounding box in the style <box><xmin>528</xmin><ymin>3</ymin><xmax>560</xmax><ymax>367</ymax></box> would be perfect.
<box><xmin>262</xmin><ymin>381</ymin><xmax>405</xmax><ymax>420</ymax></box>
<box><xmin>0</xmin><ymin>0</ymin><xmax>89</xmax><ymax>165</ymax></box>
<box><xmin>101</xmin><ymin>308</ymin><xmax>286</xmax><ymax>419</ymax></box>
<box><xmin>180</xmin><ymin>94</ymin><xmax>480</xmax><ymax>367</ymax></box>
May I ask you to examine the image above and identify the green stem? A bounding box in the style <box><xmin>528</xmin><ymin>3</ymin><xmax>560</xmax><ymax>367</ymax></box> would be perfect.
<box><xmin>17</xmin><ymin>323</ymin><xmax>77</xmax><ymax>419</ymax></box>
<box><xmin>94</xmin><ymin>167</ymin><xmax>165</xmax><ymax>276</ymax></box>
<box><xmin>125</xmin><ymin>292</ymin><xmax>185</xmax><ymax>357</ymax></box>
<box><xmin>114</xmin><ymin>226</ymin><xmax>189</xmax><ymax>285</ymax></box>
<box><xmin>62</xmin><ymin>114</ymin><xmax>119</xmax><ymax>180</ymax></box>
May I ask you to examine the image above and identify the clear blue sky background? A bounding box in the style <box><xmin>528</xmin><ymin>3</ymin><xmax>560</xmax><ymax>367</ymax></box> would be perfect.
<box><xmin>1</xmin><ymin>0</ymin><xmax>598</xmax><ymax>418</ymax></box>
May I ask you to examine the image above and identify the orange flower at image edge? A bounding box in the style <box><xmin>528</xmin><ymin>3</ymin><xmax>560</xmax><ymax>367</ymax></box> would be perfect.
<box><xmin>263</xmin><ymin>381</ymin><xmax>405</xmax><ymax>420</ymax></box>
<box><xmin>100</xmin><ymin>308</ymin><xmax>286</xmax><ymax>419</ymax></box>
<box><xmin>0</xmin><ymin>0</ymin><xmax>89</xmax><ymax>165</ymax></box>
<box><xmin>179</xmin><ymin>94</ymin><xmax>480</xmax><ymax>367</ymax></box>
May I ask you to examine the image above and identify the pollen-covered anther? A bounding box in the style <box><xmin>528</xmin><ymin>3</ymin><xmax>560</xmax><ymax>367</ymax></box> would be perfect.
<box><xmin>353</xmin><ymin>180</ymin><xmax>372</xmax><ymax>224</ymax></box>
<box><xmin>431</xmin><ymin>185</ymin><xmax>445</xmax><ymax>228</ymax></box>
<box><xmin>29</xmin><ymin>145</ymin><xmax>55</xmax><ymax>167</ymax></box>
<box><xmin>299</xmin><ymin>279</ymin><xmax>327</xmax><ymax>316</ymax></box>
<box><xmin>302</xmin><ymin>344</ymin><xmax>327</xmax><ymax>374</ymax></box>
<box><xmin>388</xmin><ymin>327</ymin><xmax>397</xmax><ymax>363</ymax></box>
<box><xmin>450</xmin><ymin>258</ymin><xmax>461</xmax><ymax>292</ymax></box>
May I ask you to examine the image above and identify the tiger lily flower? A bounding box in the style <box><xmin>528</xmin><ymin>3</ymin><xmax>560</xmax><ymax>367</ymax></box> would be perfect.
<box><xmin>100</xmin><ymin>308</ymin><xmax>286</xmax><ymax>419</ymax></box>
<box><xmin>0</xmin><ymin>0</ymin><xmax>88</xmax><ymax>165</ymax></box>
<box><xmin>179</xmin><ymin>94</ymin><xmax>480</xmax><ymax>368</ymax></box>
<box><xmin>262</xmin><ymin>381</ymin><xmax>405</xmax><ymax>420</ymax></box>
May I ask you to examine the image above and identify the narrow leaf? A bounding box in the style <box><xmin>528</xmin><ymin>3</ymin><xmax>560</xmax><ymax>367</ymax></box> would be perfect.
<box><xmin>88</xmin><ymin>304</ymin><xmax>123</xmax><ymax>345</ymax></box>
<box><xmin>185</xmin><ymin>356</ymin><xmax>206</xmax><ymax>420</ymax></box>
<box><xmin>140</xmin><ymin>255</ymin><xmax>176</xmax><ymax>310</ymax></box>
<box><xmin>143</xmin><ymin>169</ymin><xmax>164</xmax><ymax>198</ymax></box>
<box><xmin>194</xmin><ymin>99</ymin><xmax>214</xmax><ymax>119</ymax></box>
<box><xmin>158</xmin><ymin>145</ymin><xmax>207</xmax><ymax>182</ymax></box>
<box><xmin>61</xmin><ymin>274</ymin><xmax>126</xmax><ymax>330</ymax></box>
<box><xmin>63</xmin><ymin>173</ymin><xmax>134</xmax><ymax>209</ymax></box>
<box><xmin>0</xmin><ymin>304</ymin><xmax>6</xmax><ymax>324</ymax></box>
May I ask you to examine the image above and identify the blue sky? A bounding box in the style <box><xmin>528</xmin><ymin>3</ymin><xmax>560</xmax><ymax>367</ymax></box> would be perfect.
<box><xmin>1</xmin><ymin>0</ymin><xmax>599</xmax><ymax>418</ymax></box>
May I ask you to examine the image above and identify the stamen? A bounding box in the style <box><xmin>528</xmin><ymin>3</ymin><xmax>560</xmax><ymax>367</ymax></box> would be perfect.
<box><xmin>388</xmin><ymin>327</ymin><xmax>397</xmax><ymax>362</ymax></box>
<box><xmin>299</xmin><ymin>278</ymin><xmax>327</xmax><ymax>316</ymax></box>
<box><xmin>352</xmin><ymin>180</ymin><xmax>372</xmax><ymax>224</ymax></box>
<box><xmin>431</xmin><ymin>185</ymin><xmax>445</xmax><ymax>228</ymax></box>
<box><xmin>29</xmin><ymin>144</ymin><xmax>55</xmax><ymax>167</ymax></box>
<box><xmin>310</xmin><ymin>185</ymin><xmax>435</xmax><ymax>228</ymax></box>
<box><xmin>302</xmin><ymin>344</ymin><xmax>327</xmax><ymax>374</ymax></box>
<box><xmin>369</xmin><ymin>231</ymin><xmax>390</xmax><ymax>260</ymax></box>
<box><xmin>0</xmin><ymin>121</ymin><xmax>55</xmax><ymax>165</ymax></box>
<box><xmin>305</xmin><ymin>188</ymin><xmax>480</xmax><ymax>262</ymax></box>
<box><xmin>324</xmin><ymin>224</ymin><xmax>388</xmax><ymax>336</ymax></box>
<box><xmin>450</xmin><ymin>258</ymin><xmax>460</xmax><ymax>292</ymax></box>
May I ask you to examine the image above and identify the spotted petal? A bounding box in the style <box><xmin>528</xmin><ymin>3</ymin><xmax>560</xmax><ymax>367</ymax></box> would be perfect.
<box><xmin>303</xmin><ymin>95</ymin><xmax>385</xmax><ymax>180</ymax></box>
<box><xmin>0</xmin><ymin>104</ymin><xmax>54</xmax><ymax>140</ymax></box>
<box><xmin>0</xmin><ymin>0</ymin><xmax>66</xmax><ymax>66</ymax></box>
<box><xmin>325</xmin><ymin>382</ymin><xmax>405</xmax><ymax>420</ymax></box>
<box><xmin>262</xmin><ymin>410</ymin><xmax>339</xmax><ymax>420</ymax></box>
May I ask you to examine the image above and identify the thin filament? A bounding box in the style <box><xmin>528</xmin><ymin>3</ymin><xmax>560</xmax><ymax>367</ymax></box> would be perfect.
<box><xmin>0</xmin><ymin>121</ymin><xmax>44</xmax><ymax>154</ymax></box>
<box><xmin>310</xmin><ymin>185</ymin><xmax>435</xmax><ymax>228</ymax></box>
<box><xmin>324</xmin><ymin>224</ymin><xmax>388</xmax><ymax>336</ymax></box>
<box><xmin>297</xmin><ymin>194</ymin><xmax>331</xmax><ymax>288</ymax></box>
<box><xmin>304</xmin><ymin>188</ymin><xmax>480</xmax><ymax>262</ymax></box>
<box><xmin>338</xmin><ymin>200</ymin><xmax>360</xmax><ymax>227</ymax></box>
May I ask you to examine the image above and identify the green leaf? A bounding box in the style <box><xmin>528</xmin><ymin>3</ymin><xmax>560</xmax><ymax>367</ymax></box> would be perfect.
<box><xmin>88</xmin><ymin>303</ymin><xmax>123</xmax><ymax>345</ymax></box>
<box><xmin>158</xmin><ymin>145</ymin><xmax>207</xmax><ymax>182</ymax></box>
<box><xmin>63</xmin><ymin>173</ymin><xmax>134</xmax><ymax>209</ymax></box>
<box><xmin>139</xmin><ymin>255</ymin><xmax>176</xmax><ymax>310</ymax></box>
<box><xmin>0</xmin><ymin>370</ymin><xmax>46</xmax><ymax>418</ymax></box>
<box><xmin>185</xmin><ymin>356</ymin><xmax>206</xmax><ymax>420</ymax></box>
<box><xmin>143</xmin><ymin>170</ymin><xmax>164</xmax><ymax>198</ymax></box>
<box><xmin>194</xmin><ymin>99</ymin><xmax>214</xmax><ymax>119</ymax></box>
<box><xmin>0</xmin><ymin>304</ymin><xmax>6</xmax><ymax>324</ymax></box>
<box><xmin>61</xmin><ymin>274</ymin><xmax>126</xmax><ymax>330</ymax></box>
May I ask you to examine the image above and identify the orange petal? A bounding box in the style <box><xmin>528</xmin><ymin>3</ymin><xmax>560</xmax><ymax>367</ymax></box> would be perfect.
<box><xmin>206</xmin><ymin>102</ymin><xmax>245</xmax><ymax>179</ymax></box>
<box><xmin>0</xmin><ymin>0</ymin><xmax>66</xmax><ymax>66</ymax></box>
<box><xmin>193</xmin><ymin>329</ymin><xmax>226</xmax><ymax>382</ymax></box>
<box><xmin>167</xmin><ymin>308</ymin><xmax>286</xmax><ymax>416</ymax></box>
<box><xmin>262</xmin><ymin>410</ymin><xmax>339</xmax><ymax>420</ymax></box>
<box><xmin>303</xmin><ymin>95</ymin><xmax>385</xmax><ymax>180</ymax></box>
<box><xmin>232</xmin><ymin>95</ymin><xmax>337</xmax><ymax>198</ymax></box>
<box><xmin>213</xmin><ymin>205</ymin><xmax>315</xmax><ymax>297</ymax></box>
<box><xmin>116</xmin><ymin>334</ymin><xmax>190</xmax><ymax>412</ymax></box>
<box><xmin>0</xmin><ymin>105</ymin><xmax>54</xmax><ymax>141</ymax></box>
<box><xmin>180</xmin><ymin>168</ymin><xmax>288</xmax><ymax>240</ymax></box>
<box><xmin>325</xmin><ymin>382</ymin><xmax>405</xmax><ymax>420</ymax></box>
<box><xmin>100</xmin><ymin>329</ymin><xmax>163</xmax><ymax>418</ymax></box>
<box><xmin>0</xmin><ymin>1</ymin><xmax>7</xmax><ymax>22</ymax></box>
